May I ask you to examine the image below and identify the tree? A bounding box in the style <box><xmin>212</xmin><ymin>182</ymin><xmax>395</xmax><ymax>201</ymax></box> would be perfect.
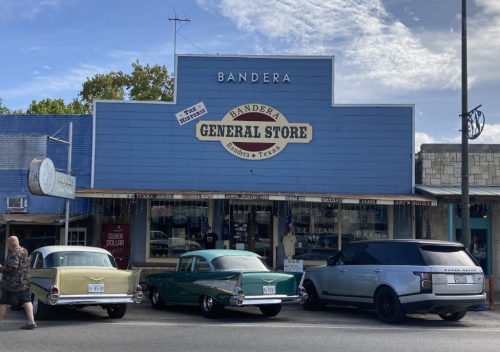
<box><xmin>78</xmin><ymin>72</ymin><xmax>126</xmax><ymax>111</ymax></box>
<box><xmin>123</xmin><ymin>60</ymin><xmax>174</xmax><ymax>102</ymax></box>
<box><xmin>0</xmin><ymin>97</ymin><xmax>23</xmax><ymax>114</ymax></box>
<box><xmin>0</xmin><ymin>96</ymin><xmax>12</xmax><ymax>114</ymax></box>
<box><xmin>25</xmin><ymin>98</ymin><xmax>90</xmax><ymax>114</ymax></box>
<box><xmin>78</xmin><ymin>60</ymin><xmax>174</xmax><ymax>110</ymax></box>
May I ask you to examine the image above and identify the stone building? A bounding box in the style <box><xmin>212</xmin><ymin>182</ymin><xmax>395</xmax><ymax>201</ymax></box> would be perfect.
<box><xmin>416</xmin><ymin>144</ymin><xmax>500</xmax><ymax>290</ymax></box>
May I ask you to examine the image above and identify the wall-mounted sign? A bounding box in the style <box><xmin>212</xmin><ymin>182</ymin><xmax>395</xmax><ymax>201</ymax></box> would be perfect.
<box><xmin>28</xmin><ymin>158</ymin><xmax>76</xmax><ymax>199</ymax></box>
<box><xmin>175</xmin><ymin>102</ymin><xmax>207</xmax><ymax>125</ymax></box>
<box><xmin>196</xmin><ymin>103</ymin><xmax>313</xmax><ymax>160</ymax></box>
<box><xmin>218</xmin><ymin>72</ymin><xmax>291</xmax><ymax>83</ymax></box>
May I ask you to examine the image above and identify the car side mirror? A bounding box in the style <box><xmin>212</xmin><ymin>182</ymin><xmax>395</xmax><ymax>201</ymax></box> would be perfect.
<box><xmin>326</xmin><ymin>256</ymin><xmax>335</xmax><ymax>266</ymax></box>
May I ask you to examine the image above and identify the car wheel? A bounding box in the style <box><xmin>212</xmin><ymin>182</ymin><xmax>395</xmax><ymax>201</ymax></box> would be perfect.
<box><xmin>439</xmin><ymin>310</ymin><xmax>467</xmax><ymax>321</ymax></box>
<box><xmin>32</xmin><ymin>294</ymin><xmax>51</xmax><ymax>320</ymax></box>
<box><xmin>302</xmin><ymin>282</ymin><xmax>326</xmax><ymax>311</ymax></box>
<box><xmin>374</xmin><ymin>287</ymin><xmax>406</xmax><ymax>324</ymax></box>
<box><xmin>259</xmin><ymin>304</ymin><xmax>282</xmax><ymax>317</ymax></box>
<box><xmin>107</xmin><ymin>304</ymin><xmax>127</xmax><ymax>319</ymax></box>
<box><xmin>200</xmin><ymin>295</ymin><xmax>223</xmax><ymax>319</ymax></box>
<box><xmin>150</xmin><ymin>287</ymin><xmax>166</xmax><ymax>309</ymax></box>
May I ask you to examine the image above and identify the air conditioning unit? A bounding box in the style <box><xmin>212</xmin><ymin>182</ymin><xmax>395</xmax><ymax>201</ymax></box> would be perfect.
<box><xmin>7</xmin><ymin>197</ymin><xmax>28</xmax><ymax>213</ymax></box>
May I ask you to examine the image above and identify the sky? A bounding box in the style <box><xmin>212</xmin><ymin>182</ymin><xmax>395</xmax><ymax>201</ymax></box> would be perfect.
<box><xmin>0</xmin><ymin>0</ymin><xmax>499</xmax><ymax>152</ymax></box>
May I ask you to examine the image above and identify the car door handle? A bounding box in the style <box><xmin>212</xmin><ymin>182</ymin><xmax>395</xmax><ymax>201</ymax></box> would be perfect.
<box><xmin>373</xmin><ymin>269</ymin><xmax>383</xmax><ymax>273</ymax></box>
<box><xmin>340</xmin><ymin>269</ymin><xmax>347</xmax><ymax>273</ymax></box>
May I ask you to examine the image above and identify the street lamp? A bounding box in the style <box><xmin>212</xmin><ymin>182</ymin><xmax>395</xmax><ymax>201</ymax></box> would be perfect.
<box><xmin>48</xmin><ymin>122</ymin><xmax>73</xmax><ymax>245</ymax></box>
<box><xmin>461</xmin><ymin>0</ymin><xmax>484</xmax><ymax>251</ymax></box>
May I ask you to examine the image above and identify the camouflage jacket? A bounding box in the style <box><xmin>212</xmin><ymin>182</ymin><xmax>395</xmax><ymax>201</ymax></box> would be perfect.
<box><xmin>1</xmin><ymin>247</ymin><xmax>31</xmax><ymax>292</ymax></box>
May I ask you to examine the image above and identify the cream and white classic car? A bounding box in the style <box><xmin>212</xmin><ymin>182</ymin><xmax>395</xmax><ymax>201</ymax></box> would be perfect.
<box><xmin>29</xmin><ymin>245</ymin><xmax>143</xmax><ymax>320</ymax></box>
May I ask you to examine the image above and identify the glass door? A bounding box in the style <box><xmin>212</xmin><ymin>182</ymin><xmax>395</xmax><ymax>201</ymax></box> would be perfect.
<box><xmin>230</xmin><ymin>204</ymin><xmax>273</xmax><ymax>266</ymax></box>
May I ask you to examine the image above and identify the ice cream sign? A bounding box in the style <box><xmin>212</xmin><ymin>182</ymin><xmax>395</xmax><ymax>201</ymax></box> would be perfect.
<box><xmin>196</xmin><ymin>103</ymin><xmax>313</xmax><ymax>160</ymax></box>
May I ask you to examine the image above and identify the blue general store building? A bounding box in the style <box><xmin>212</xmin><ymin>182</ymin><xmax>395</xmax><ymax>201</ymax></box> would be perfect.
<box><xmin>1</xmin><ymin>55</ymin><xmax>435</xmax><ymax>272</ymax></box>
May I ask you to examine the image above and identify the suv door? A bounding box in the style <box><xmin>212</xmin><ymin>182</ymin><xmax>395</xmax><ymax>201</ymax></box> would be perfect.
<box><xmin>325</xmin><ymin>243</ymin><xmax>360</xmax><ymax>297</ymax></box>
<box><xmin>342</xmin><ymin>242</ymin><xmax>388</xmax><ymax>300</ymax></box>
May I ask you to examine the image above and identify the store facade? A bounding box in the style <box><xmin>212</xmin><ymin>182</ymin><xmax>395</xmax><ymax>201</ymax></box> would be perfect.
<box><xmin>76</xmin><ymin>54</ymin><xmax>435</xmax><ymax>273</ymax></box>
<box><xmin>415</xmin><ymin>144</ymin><xmax>500</xmax><ymax>289</ymax></box>
<box><xmin>0</xmin><ymin>114</ymin><xmax>93</xmax><ymax>262</ymax></box>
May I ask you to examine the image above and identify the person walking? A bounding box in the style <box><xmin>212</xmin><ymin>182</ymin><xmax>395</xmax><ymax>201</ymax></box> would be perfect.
<box><xmin>0</xmin><ymin>236</ymin><xmax>37</xmax><ymax>330</ymax></box>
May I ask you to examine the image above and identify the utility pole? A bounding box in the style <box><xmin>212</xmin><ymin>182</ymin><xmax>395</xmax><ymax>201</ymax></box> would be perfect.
<box><xmin>461</xmin><ymin>0</ymin><xmax>470</xmax><ymax>251</ymax></box>
<box><xmin>169</xmin><ymin>15</ymin><xmax>190</xmax><ymax>58</ymax></box>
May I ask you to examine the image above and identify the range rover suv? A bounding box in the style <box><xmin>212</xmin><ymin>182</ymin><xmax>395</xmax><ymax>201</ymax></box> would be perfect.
<box><xmin>303</xmin><ymin>240</ymin><xmax>486</xmax><ymax>323</ymax></box>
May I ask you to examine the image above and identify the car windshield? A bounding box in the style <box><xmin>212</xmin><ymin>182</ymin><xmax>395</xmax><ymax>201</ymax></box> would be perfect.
<box><xmin>45</xmin><ymin>251</ymin><xmax>118</xmax><ymax>268</ymax></box>
<box><xmin>419</xmin><ymin>245</ymin><xmax>478</xmax><ymax>266</ymax></box>
<box><xmin>212</xmin><ymin>255</ymin><xmax>269</xmax><ymax>271</ymax></box>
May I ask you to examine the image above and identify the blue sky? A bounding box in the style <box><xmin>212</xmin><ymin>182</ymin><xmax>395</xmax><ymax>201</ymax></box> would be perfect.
<box><xmin>1</xmin><ymin>0</ymin><xmax>499</xmax><ymax>151</ymax></box>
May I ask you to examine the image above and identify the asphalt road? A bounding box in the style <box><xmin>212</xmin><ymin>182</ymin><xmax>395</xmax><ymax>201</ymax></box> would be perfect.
<box><xmin>1</xmin><ymin>301</ymin><xmax>500</xmax><ymax>352</ymax></box>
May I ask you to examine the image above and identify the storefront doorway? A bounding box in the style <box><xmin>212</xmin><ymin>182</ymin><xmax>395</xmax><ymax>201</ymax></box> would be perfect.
<box><xmin>229</xmin><ymin>204</ymin><xmax>274</xmax><ymax>267</ymax></box>
<box><xmin>455</xmin><ymin>205</ymin><xmax>491</xmax><ymax>275</ymax></box>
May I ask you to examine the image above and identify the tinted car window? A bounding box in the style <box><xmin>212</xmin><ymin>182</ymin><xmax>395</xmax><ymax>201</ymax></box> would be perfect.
<box><xmin>388</xmin><ymin>243</ymin><xmax>426</xmax><ymax>266</ymax></box>
<box><xmin>420</xmin><ymin>245</ymin><xmax>478</xmax><ymax>266</ymax></box>
<box><xmin>334</xmin><ymin>244</ymin><xmax>358</xmax><ymax>265</ymax></box>
<box><xmin>355</xmin><ymin>243</ymin><xmax>388</xmax><ymax>265</ymax></box>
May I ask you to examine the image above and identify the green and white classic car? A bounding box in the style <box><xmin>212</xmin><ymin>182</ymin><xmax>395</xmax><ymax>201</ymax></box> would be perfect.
<box><xmin>145</xmin><ymin>249</ymin><xmax>307</xmax><ymax>318</ymax></box>
<box><xmin>29</xmin><ymin>245</ymin><xmax>143</xmax><ymax>320</ymax></box>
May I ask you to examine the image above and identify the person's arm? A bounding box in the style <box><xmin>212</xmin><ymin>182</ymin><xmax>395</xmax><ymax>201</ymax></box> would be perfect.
<box><xmin>0</xmin><ymin>264</ymin><xmax>13</xmax><ymax>272</ymax></box>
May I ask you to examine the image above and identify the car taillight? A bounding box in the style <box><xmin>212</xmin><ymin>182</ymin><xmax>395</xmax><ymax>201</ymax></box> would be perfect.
<box><xmin>135</xmin><ymin>285</ymin><xmax>142</xmax><ymax>293</ymax></box>
<box><xmin>414</xmin><ymin>272</ymin><xmax>432</xmax><ymax>293</ymax></box>
<box><xmin>299</xmin><ymin>286</ymin><xmax>306</xmax><ymax>295</ymax></box>
<box><xmin>234</xmin><ymin>287</ymin><xmax>243</xmax><ymax>295</ymax></box>
<box><xmin>49</xmin><ymin>285</ymin><xmax>59</xmax><ymax>294</ymax></box>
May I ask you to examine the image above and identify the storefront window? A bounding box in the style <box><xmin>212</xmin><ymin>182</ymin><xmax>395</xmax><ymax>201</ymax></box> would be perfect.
<box><xmin>150</xmin><ymin>202</ymin><xmax>208</xmax><ymax>258</ymax></box>
<box><xmin>291</xmin><ymin>203</ymin><xmax>339</xmax><ymax>261</ymax></box>
<box><xmin>341</xmin><ymin>204</ymin><xmax>388</xmax><ymax>242</ymax></box>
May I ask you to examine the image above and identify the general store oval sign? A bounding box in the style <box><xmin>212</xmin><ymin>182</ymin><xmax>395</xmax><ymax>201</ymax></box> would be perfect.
<box><xmin>196</xmin><ymin>103</ymin><xmax>313</xmax><ymax>160</ymax></box>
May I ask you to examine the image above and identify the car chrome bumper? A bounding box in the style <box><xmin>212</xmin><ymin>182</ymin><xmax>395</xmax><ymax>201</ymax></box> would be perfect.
<box><xmin>48</xmin><ymin>293</ymin><xmax>143</xmax><ymax>306</ymax></box>
<box><xmin>229</xmin><ymin>294</ymin><xmax>307</xmax><ymax>307</ymax></box>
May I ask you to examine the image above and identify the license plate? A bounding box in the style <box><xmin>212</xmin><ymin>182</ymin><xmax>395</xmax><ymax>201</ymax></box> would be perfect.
<box><xmin>454</xmin><ymin>274</ymin><xmax>467</xmax><ymax>283</ymax></box>
<box><xmin>88</xmin><ymin>283</ymin><xmax>105</xmax><ymax>293</ymax></box>
<box><xmin>263</xmin><ymin>286</ymin><xmax>276</xmax><ymax>295</ymax></box>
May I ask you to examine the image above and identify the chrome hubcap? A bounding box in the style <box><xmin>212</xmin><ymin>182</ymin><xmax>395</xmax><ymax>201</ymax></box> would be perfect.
<box><xmin>204</xmin><ymin>296</ymin><xmax>213</xmax><ymax>310</ymax></box>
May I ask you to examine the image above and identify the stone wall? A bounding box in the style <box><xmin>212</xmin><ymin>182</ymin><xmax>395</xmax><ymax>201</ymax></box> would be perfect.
<box><xmin>424</xmin><ymin>204</ymin><xmax>452</xmax><ymax>242</ymax></box>
<box><xmin>418</xmin><ymin>144</ymin><xmax>500</xmax><ymax>186</ymax></box>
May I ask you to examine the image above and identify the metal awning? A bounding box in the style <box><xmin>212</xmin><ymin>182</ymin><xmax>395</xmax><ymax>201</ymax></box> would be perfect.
<box><xmin>76</xmin><ymin>188</ymin><xmax>437</xmax><ymax>206</ymax></box>
<box><xmin>0</xmin><ymin>214</ymin><xmax>89</xmax><ymax>225</ymax></box>
<box><xmin>415</xmin><ymin>185</ymin><xmax>500</xmax><ymax>203</ymax></box>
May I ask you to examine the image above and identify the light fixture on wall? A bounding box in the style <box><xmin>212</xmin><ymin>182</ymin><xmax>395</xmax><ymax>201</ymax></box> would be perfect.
<box><xmin>483</xmin><ymin>215</ymin><xmax>488</xmax><ymax>219</ymax></box>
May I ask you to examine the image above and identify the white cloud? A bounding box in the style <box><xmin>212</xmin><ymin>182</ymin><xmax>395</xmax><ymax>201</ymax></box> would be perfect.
<box><xmin>0</xmin><ymin>63</ymin><xmax>111</xmax><ymax>110</ymax></box>
<box><xmin>445</xmin><ymin>124</ymin><xmax>500</xmax><ymax>144</ymax></box>
<box><xmin>0</xmin><ymin>0</ymin><xmax>62</xmax><ymax>21</ymax></box>
<box><xmin>415</xmin><ymin>132</ymin><xmax>437</xmax><ymax>153</ymax></box>
<box><xmin>203</xmin><ymin>0</ymin><xmax>497</xmax><ymax>94</ymax></box>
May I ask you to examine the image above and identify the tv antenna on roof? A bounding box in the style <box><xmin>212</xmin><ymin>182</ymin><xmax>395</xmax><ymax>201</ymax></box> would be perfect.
<box><xmin>169</xmin><ymin>12</ymin><xmax>190</xmax><ymax>58</ymax></box>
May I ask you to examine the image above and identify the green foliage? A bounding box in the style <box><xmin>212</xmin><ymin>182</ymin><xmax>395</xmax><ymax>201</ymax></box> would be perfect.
<box><xmin>78</xmin><ymin>60</ymin><xmax>174</xmax><ymax>111</ymax></box>
<box><xmin>7</xmin><ymin>60</ymin><xmax>174</xmax><ymax>115</ymax></box>
<box><xmin>25</xmin><ymin>98</ymin><xmax>90</xmax><ymax>114</ymax></box>
<box><xmin>0</xmin><ymin>96</ymin><xmax>13</xmax><ymax>114</ymax></box>
<box><xmin>78</xmin><ymin>72</ymin><xmax>126</xmax><ymax>111</ymax></box>
<box><xmin>124</xmin><ymin>60</ymin><xmax>174</xmax><ymax>102</ymax></box>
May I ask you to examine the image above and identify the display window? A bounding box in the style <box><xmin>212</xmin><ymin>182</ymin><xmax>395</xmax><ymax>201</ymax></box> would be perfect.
<box><xmin>341</xmin><ymin>204</ymin><xmax>389</xmax><ymax>242</ymax></box>
<box><xmin>149</xmin><ymin>201</ymin><xmax>208</xmax><ymax>258</ymax></box>
<box><xmin>290</xmin><ymin>202</ymin><xmax>340</xmax><ymax>261</ymax></box>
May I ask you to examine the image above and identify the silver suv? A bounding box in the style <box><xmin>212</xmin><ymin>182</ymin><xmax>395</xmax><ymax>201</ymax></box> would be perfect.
<box><xmin>303</xmin><ymin>240</ymin><xmax>486</xmax><ymax>323</ymax></box>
